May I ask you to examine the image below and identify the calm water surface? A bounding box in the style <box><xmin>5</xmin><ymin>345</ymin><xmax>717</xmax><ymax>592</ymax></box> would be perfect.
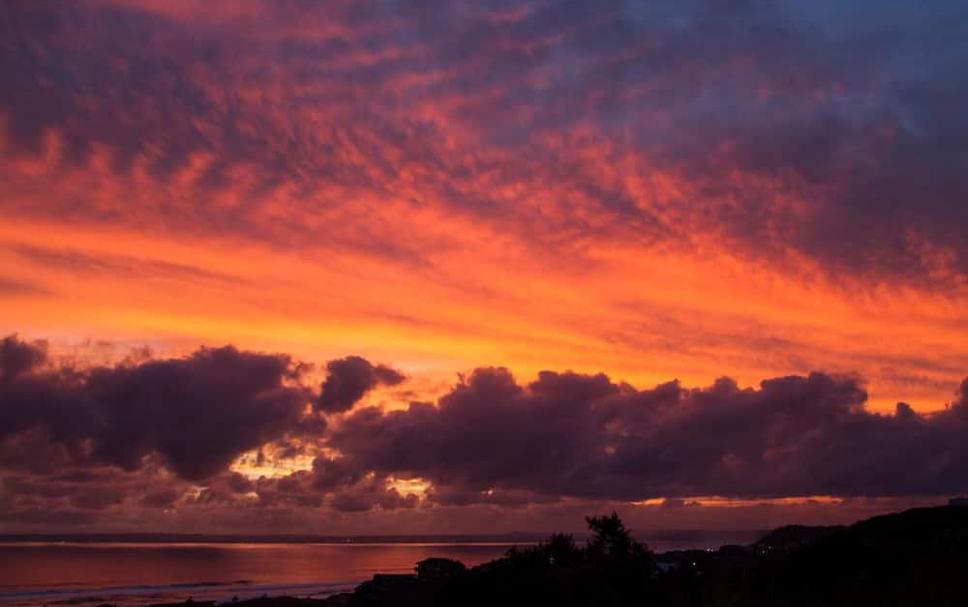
<box><xmin>0</xmin><ymin>531</ymin><xmax>760</xmax><ymax>606</ymax></box>
<box><xmin>0</xmin><ymin>542</ymin><xmax>514</xmax><ymax>606</ymax></box>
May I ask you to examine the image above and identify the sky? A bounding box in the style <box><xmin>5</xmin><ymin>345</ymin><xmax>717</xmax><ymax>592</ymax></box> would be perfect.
<box><xmin>0</xmin><ymin>0</ymin><xmax>966</xmax><ymax>535</ymax></box>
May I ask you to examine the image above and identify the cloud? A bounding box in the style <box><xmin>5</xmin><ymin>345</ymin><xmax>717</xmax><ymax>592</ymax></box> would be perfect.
<box><xmin>317</xmin><ymin>355</ymin><xmax>406</xmax><ymax>413</ymax></box>
<box><xmin>1</xmin><ymin>0</ymin><xmax>965</xmax><ymax>532</ymax></box>
<box><xmin>1</xmin><ymin>333</ymin><xmax>966</xmax><ymax>529</ymax></box>
<box><xmin>326</xmin><ymin>367</ymin><xmax>968</xmax><ymax>503</ymax></box>
<box><xmin>1</xmin><ymin>0</ymin><xmax>965</xmax><ymax>285</ymax></box>
<box><xmin>0</xmin><ymin>335</ymin><xmax>319</xmax><ymax>480</ymax></box>
<box><xmin>1</xmin><ymin>0</ymin><xmax>964</xmax><ymax>420</ymax></box>
<box><xmin>85</xmin><ymin>346</ymin><xmax>315</xmax><ymax>479</ymax></box>
<box><xmin>9</xmin><ymin>244</ymin><xmax>244</xmax><ymax>286</ymax></box>
<box><xmin>0</xmin><ymin>277</ymin><xmax>50</xmax><ymax>298</ymax></box>
<box><xmin>0</xmin><ymin>335</ymin><xmax>48</xmax><ymax>382</ymax></box>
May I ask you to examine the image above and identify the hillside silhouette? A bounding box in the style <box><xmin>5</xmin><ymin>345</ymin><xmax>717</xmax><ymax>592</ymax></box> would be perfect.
<box><xmin>163</xmin><ymin>504</ymin><xmax>968</xmax><ymax>607</ymax></box>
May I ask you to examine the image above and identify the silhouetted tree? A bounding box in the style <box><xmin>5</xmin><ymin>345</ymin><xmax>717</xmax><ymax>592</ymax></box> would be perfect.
<box><xmin>587</xmin><ymin>512</ymin><xmax>641</xmax><ymax>558</ymax></box>
<box><xmin>593</xmin><ymin>512</ymin><xmax>656</xmax><ymax>604</ymax></box>
<box><xmin>544</xmin><ymin>532</ymin><xmax>581</xmax><ymax>566</ymax></box>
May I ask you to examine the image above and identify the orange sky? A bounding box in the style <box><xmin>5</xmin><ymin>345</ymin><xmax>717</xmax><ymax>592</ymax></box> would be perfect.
<box><xmin>1</xmin><ymin>0</ymin><xmax>966</xmax><ymax>533</ymax></box>
<box><xmin>0</xmin><ymin>200</ymin><xmax>963</xmax><ymax>412</ymax></box>
<box><xmin>0</xmin><ymin>216</ymin><xmax>968</xmax><ymax>416</ymax></box>
<box><xmin>1</xmin><ymin>1</ymin><xmax>964</xmax><ymax>415</ymax></box>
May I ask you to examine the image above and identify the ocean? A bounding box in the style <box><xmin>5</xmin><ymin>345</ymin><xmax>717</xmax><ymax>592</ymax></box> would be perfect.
<box><xmin>0</xmin><ymin>531</ymin><xmax>761</xmax><ymax>606</ymax></box>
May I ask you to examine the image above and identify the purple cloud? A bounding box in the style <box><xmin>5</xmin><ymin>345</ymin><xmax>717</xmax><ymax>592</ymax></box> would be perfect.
<box><xmin>317</xmin><ymin>355</ymin><xmax>406</xmax><ymax>413</ymax></box>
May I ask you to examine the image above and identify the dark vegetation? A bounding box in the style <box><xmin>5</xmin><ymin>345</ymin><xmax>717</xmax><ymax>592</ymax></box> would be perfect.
<box><xmin>151</xmin><ymin>505</ymin><xmax>968</xmax><ymax>607</ymax></box>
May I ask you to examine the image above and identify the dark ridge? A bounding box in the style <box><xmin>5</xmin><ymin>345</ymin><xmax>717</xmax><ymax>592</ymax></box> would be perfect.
<box><xmin>138</xmin><ymin>504</ymin><xmax>968</xmax><ymax>607</ymax></box>
<box><xmin>753</xmin><ymin>524</ymin><xmax>844</xmax><ymax>554</ymax></box>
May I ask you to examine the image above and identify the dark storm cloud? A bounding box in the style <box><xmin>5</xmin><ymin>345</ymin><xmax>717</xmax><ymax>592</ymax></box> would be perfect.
<box><xmin>1</xmin><ymin>0</ymin><xmax>965</xmax><ymax>282</ymax></box>
<box><xmin>0</xmin><ymin>335</ymin><xmax>319</xmax><ymax>480</ymax></box>
<box><xmin>84</xmin><ymin>346</ymin><xmax>314</xmax><ymax>479</ymax></box>
<box><xmin>0</xmin><ymin>335</ymin><xmax>423</xmax><ymax>520</ymax></box>
<box><xmin>317</xmin><ymin>356</ymin><xmax>406</xmax><ymax>413</ymax></box>
<box><xmin>0</xmin><ymin>335</ymin><xmax>47</xmax><ymax>382</ymax></box>
<box><xmin>326</xmin><ymin>368</ymin><xmax>968</xmax><ymax>503</ymax></box>
<box><xmin>2</xmin><ymin>333</ymin><xmax>967</xmax><ymax>520</ymax></box>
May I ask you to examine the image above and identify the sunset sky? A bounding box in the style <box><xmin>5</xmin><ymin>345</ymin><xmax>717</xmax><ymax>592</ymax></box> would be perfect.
<box><xmin>1</xmin><ymin>0</ymin><xmax>966</xmax><ymax>535</ymax></box>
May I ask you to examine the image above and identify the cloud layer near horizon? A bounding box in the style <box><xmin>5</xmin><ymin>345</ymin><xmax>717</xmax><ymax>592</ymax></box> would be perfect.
<box><xmin>1</xmin><ymin>335</ymin><xmax>965</xmax><ymax>532</ymax></box>
<box><xmin>1</xmin><ymin>1</ymin><xmax>966</xmax><ymax>531</ymax></box>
